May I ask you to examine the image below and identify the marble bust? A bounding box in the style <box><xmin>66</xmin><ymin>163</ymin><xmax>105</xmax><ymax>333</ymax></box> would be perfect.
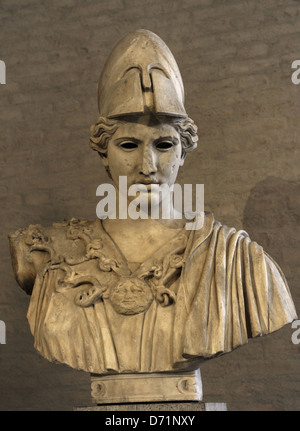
<box><xmin>9</xmin><ymin>30</ymin><xmax>297</xmax><ymax>404</ymax></box>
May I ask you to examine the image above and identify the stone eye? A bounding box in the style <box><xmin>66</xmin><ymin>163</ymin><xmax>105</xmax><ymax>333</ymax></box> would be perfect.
<box><xmin>132</xmin><ymin>287</ymin><xmax>143</xmax><ymax>292</ymax></box>
<box><xmin>119</xmin><ymin>142</ymin><xmax>138</xmax><ymax>150</ymax></box>
<box><xmin>155</xmin><ymin>141</ymin><xmax>174</xmax><ymax>150</ymax></box>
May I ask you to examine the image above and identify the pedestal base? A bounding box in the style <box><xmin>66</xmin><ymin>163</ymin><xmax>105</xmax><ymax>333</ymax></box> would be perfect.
<box><xmin>74</xmin><ymin>368</ymin><xmax>227</xmax><ymax>412</ymax></box>
<box><xmin>90</xmin><ymin>369</ymin><xmax>202</xmax><ymax>404</ymax></box>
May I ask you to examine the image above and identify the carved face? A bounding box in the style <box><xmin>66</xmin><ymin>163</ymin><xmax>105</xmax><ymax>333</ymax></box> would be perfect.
<box><xmin>101</xmin><ymin>115</ymin><xmax>184</xmax><ymax>205</ymax></box>
<box><xmin>109</xmin><ymin>277</ymin><xmax>154</xmax><ymax>315</ymax></box>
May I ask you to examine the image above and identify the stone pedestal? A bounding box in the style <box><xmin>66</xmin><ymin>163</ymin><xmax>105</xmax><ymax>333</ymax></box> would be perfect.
<box><xmin>90</xmin><ymin>369</ymin><xmax>202</xmax><ymax>404</ymax></box>
<box><xmin>74</xmin><ymin>369</ymin><xmax>227</xmax><ymax>412</ymax></box>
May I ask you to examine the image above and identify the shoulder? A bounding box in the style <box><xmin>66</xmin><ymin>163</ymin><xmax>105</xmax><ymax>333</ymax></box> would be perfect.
<box><xmin>189</xmin><ymin>212</ymin><xmax>250</xmax><ymax>249</ymax></box>
<box><xmin>8</xmin><ymin>217</ymin><xmax>98</xmax><ymax>294</ymax></box>
<box><xmin>9</xmin><ymin>217</ymin><xmax>96</xmax><ymax>246</ymax></box>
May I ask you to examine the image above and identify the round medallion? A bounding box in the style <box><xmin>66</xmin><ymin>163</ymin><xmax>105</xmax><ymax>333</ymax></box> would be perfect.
<box><xmin>109</xmin><ymin>277</ymin><xmax>154</xmax><ymax>315</ymax></box>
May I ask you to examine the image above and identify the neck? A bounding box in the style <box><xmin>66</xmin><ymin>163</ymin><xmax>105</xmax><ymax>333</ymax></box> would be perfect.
<box><xmin>101</xmin><ymin>191</ymin><xmax>187</xmax><ymax>228</ymax></box>
<box><xmin>102</xmin><ymin>207</ymin><xmax>187</xmax><ymax>263</ymax></box>
<box><xmin>103</xmin><ymin>215</ymin><xmax>186</xmax><ymax>231</ymax></box>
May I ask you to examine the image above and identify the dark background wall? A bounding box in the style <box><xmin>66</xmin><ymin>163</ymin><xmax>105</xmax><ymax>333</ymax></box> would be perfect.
<box><xmin>0</xmin><ymin>0</ymin><xmax>299</xmax><ymax>411</ymax></box>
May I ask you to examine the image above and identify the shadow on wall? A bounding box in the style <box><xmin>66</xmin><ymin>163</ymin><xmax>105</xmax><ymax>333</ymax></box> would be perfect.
<box><xmin>243</xmin><ymin>176</ymin><xmax>300</xmax><ymax>301</ymax></box>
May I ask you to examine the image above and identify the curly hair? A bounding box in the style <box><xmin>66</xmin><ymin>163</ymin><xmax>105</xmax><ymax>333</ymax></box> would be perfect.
<box><xmin>89</xmin><ymin>115</ymin><xmax>198</xmax><ymax>176</ymax></box>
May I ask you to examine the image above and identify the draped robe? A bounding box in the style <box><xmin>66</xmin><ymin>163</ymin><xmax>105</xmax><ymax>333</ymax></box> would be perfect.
<box><xmin>9</xmin><ymin>213</ymin><xmax>297</xmax><ymax>374</ymax></box>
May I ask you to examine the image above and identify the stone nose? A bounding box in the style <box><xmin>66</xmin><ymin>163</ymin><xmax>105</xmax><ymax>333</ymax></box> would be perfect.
<box><xmin>139</xmin><ymin>145</ymin><xmax>157</xmax><ymax>176</ymax></box>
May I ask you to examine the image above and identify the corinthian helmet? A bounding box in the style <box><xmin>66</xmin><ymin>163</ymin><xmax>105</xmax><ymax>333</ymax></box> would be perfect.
<box><xmin>98</xmin><ymin>29</ymin><xmax>187</xmax><ymax>119</ymax></box>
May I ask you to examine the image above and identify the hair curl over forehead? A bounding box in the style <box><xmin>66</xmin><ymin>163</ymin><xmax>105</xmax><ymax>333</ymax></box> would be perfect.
<box><xmin>89</xmin><ymin>115</ymin><xmax>198</xmax><ymax>176</ymax></box>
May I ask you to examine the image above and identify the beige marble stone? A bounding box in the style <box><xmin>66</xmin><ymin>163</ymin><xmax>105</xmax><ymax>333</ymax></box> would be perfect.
<box><xmin>90</xmin><ymin>370</ymin><xmax>202</xmax><ymax>404</ymax></box>
<box><xmin>9</xmin><ymin>30</ymin><xmax>297</xmax><ymax>405</ymax></box>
